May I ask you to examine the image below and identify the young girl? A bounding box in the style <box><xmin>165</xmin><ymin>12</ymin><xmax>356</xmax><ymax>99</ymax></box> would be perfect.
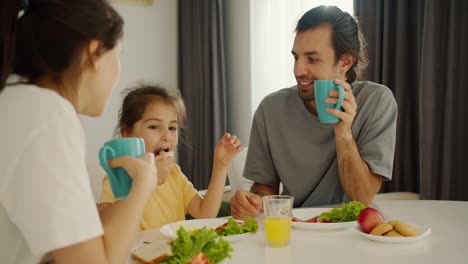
<box><xmin>99</xmin><ymin>84</ymin><xmax>244</xmax><ymax>230</ymax></box>
<box><xmin>0</xmin><ymin>1</ymin><xmax>157</xmax><ymax>263</ymax></box>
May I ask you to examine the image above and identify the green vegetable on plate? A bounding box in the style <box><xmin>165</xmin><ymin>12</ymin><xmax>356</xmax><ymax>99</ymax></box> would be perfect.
<box><xmin>161</xmin><ymin>227</ymin><xmax>233</xmax><ymax>264</ymax></box>
<box><xmin>215</xmin><ymin>217</ymin><xmax>259</xmax><ymax>236</ymax></box>
<box><xmin>318</xmin><ymin>201</ymin><xmax>366</xmax><ymax>223</ymax></box>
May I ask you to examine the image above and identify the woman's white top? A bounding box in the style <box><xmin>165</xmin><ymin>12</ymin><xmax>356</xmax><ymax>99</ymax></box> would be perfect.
<box><xmin>0</xmin><ymin>84</ymin><xmax>103</xmax><ymax>263</ymax></box>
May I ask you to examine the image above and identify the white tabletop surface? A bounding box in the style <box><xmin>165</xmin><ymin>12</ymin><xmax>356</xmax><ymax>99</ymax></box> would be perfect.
<box><xmin>129</xmin><ymin>200</ymin><xmax>468</xmax><ymax>264</ymax></box>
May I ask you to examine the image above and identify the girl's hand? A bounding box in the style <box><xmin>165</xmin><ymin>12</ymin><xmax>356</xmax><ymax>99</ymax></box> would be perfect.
<box><xmin>214</xmin><ymin>133</ymin><xmax>244</xmax><ymax>166</ymax></box>
<box><xmin>155</xmin><ymin>151</ymin><xmax>175</xmax><ymax>184</ymax></box>
<box><xmin>108</xmin><ymin>153</ymin><xmax>158</xmax><ymax>193</ymax></box>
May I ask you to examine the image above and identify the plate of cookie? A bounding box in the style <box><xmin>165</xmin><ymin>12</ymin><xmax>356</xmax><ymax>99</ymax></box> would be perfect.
<box><xmin>356</xmin><ymin>220</ymin><xmax>431</xmax><ymax>243</ymax></box>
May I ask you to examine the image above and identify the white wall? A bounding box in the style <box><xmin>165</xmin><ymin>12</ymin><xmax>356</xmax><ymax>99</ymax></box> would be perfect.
<box><xmin>80</xmin><ymin>0</ymin><xmax>178</xmax><ymax>160</ymax></box>
<box><xmin>224</xmin><ymin>0</ymin><xmax>253</xmax><ymax>146</ymax></box>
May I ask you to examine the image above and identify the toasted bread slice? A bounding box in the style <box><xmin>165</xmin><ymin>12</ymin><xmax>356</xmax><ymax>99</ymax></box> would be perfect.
<box><xmin>131</xmin><ymin>238</ymin><xmax>172</xmax><ymax>264</ymax></box>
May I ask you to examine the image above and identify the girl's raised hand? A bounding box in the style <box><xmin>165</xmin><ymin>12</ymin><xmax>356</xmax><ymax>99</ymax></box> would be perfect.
<box><xmin>214</xmin><ymin>133</ymin><xmax>244</xmax><ymax>166</ymax></box>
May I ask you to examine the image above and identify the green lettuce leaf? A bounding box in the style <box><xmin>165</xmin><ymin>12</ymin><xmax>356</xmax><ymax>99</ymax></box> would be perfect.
<box><xmin>161</xmin><ymin>227</ymin><xmax>233</xmax><ymax>264</ymax></box>
<box><xmin>318</xmin><ymin>201</ymin><xmax>366</xmax><ymax>222</ymax></box>
<box><xmin>216</xmin><ymin>217</ymin><xmax>259</xmax><ymax>236</ymax></box>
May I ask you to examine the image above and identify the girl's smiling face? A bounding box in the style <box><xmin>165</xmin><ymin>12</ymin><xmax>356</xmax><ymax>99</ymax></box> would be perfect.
<box><xmin>122</xmin><ymin>99</ymin><xmax>179</xmax><ymax>156</ymax></box>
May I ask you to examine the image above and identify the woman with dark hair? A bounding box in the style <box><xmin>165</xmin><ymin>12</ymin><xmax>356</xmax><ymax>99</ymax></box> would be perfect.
<box><xmin>0</xmin><ymin>1</ymin><xmax>157</xmax><ymax>263</ymax></box>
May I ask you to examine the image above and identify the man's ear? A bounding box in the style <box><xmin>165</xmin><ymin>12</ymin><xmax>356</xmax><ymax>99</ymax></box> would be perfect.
<box><xmin>339</xmin><ymin>53</ymin><xmax>356</xmax><ymax>74</ymax></box>
<box><xmin>80</xmin><ymin>40</ymin><xmax>102</xmax><ymax>70</ymax></box>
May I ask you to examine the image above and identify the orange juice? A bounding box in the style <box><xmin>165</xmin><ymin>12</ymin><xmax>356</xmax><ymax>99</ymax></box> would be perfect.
<box><xmin>265</xmin><ymin>217</ymin><xmax>291</xmax><ymax>247</ymax></box>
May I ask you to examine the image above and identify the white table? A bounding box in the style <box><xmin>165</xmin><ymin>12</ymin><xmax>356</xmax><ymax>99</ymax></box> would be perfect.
<box><xmin>129</xmin><ymin>200</ymin><xmax>468</xmax><ymax>264</ymax></box>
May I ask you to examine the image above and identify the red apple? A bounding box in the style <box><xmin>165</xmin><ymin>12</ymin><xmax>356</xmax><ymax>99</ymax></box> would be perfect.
<box><xmin>357</xmin><ymin>207</ymin><xmax>385</xmax><ymax>234</ymax></box>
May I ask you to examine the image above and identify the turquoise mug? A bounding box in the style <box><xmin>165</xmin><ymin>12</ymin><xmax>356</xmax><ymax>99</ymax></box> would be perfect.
<box><xmin>99</xmin><ymin>137</ymin><xmax>145</xmax><ymax>199</ymax></box>
<box><xmin>314</xmin><ymin>80</ymin><xmax>345</xmax><ymax>123</ymax></box>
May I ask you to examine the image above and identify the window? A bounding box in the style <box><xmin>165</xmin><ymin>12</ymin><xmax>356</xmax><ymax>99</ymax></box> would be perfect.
<box><xmin>250</xmin><ymin>0</ymin><xmax>354</xmax><ymax>114</ymax></box>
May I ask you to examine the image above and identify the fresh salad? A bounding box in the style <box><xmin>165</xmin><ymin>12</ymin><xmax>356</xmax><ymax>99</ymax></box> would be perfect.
<box><xmin>292</xmin><ymin>201</ymin><xmax>366</xmax><ymax>223</ymax></box>
<box><xmin>161</xmin><ymin>227</ymin><xmax>233</xmax><ymax>264</ymax></box>
<box><xmin>215</xmin><ymin>217</ymin><xmax>259</xmax><ymax>236</ymax></box>
<box><xmin>159</xmin><ymin>217</ymin><xmax>258</xmax><ymax>263</ymax></box>
<box><xmin>318</xmin><ymin>201</ymin><xmax>366</xmax><ymax>222</ymax></box>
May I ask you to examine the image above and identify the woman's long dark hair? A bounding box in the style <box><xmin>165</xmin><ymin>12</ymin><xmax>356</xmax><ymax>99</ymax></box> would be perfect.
<box><xmin>0</xmin><ymin>0</ymin><xmax>20</xmax><ymax>89</ymax></box>
<box><xmin>0</xmin><ymin>0</ymin><xmax>124</xmax><ymax>92</ymax></box>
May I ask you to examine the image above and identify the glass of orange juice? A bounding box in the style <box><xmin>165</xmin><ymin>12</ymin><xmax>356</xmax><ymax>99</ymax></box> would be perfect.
<box><xmin>263</xmin><ymin>195</ymin><xmax>294</xmax><ymax>247</ymax></box>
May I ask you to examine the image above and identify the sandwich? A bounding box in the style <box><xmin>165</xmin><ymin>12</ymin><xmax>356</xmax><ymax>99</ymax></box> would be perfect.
<box><xmin>131</xmin><ymin>238</ymin><xmax>172</xmax><ymax>264</ymax></box>
<box><xmin>131</xmin><ymin>227</ymin><xmax>232</xmax><ymax>264</ymax></box>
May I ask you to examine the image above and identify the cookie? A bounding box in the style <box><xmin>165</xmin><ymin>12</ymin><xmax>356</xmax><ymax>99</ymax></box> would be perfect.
<box><xmin>394</xmin><ymin>221</ymin><xmax>419</xmax><ymax>236</ymax></box>
<box><xmin>386</xmin><ymin>220</ymin><xmax>401</xmax><ymax>228</ymax></box>
<box><xmin>370</xmin><ymin>223</ymin><xmax>393</xmax><ymax>236</ymax></box>
<box><xmin>383</xmin><ymin>230</ymin><xmax>404</xmax><ymax>237</ymax></box>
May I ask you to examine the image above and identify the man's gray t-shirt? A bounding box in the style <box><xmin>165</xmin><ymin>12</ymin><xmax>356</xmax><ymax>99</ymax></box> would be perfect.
<box><xmin>244</xmin><ymin>81</ymin><xmax>397</xmax><ymax>207</ymax></box>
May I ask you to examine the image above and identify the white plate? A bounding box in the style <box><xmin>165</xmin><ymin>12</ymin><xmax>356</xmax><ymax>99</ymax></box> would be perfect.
<box><xmin>291</xmin><ymin>208</ymin><xmax>358</xmax><ymax>230</ymax></box>
<box><xmin>159</xmin><ymin>218</ymin><xmax>253</xmax><ymax>243</ymax></box>
<box><xmin>356</xmin><ymin>224</ymin><xmax>431</xmax><ymax>243</ymax></box>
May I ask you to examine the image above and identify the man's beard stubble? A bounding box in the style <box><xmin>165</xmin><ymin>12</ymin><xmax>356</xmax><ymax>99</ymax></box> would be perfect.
<box><xmin>298</xmin><ymin>89</ymin><xmax>315</xmax><ymax>102</ymax></box>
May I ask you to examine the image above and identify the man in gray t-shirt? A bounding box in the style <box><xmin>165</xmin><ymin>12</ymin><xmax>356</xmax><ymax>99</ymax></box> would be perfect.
<box><xmin>230</xmin><ymin>6</ymin><xmax>397</xmax><ymax>219</ymax></box>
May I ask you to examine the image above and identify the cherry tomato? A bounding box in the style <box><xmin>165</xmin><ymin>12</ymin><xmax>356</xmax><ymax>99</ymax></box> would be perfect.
<box><xmin>215</xmin><ymin>222</ymin><xmax>228</xmax><ymax>232</ymax></box>
<box><xmin>190</xmin><ymin>252</ymin><xmax>211</xmax><ymax>264</ymax></box>
<box><xmin>305</xmin><ymin>217</ymin><xmax>318</xmax><ymax>223</ymax></box>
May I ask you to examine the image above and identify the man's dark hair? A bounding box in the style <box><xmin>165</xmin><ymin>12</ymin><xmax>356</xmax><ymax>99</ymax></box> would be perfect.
<box><xmin>296</xmin><ymin>5</ymin><xmax>368</xmax><ymax>83</ymax></box>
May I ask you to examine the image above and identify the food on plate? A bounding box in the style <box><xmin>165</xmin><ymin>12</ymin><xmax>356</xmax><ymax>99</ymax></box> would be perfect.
<box><xmin>386</xmin><ymin>220</ymin><xmax>400</xmax><ymax>227</ymax></box>
<box><xmin>385</xmin><ymin>220</ymin><xmax>419</xmax><ymax>235</ymax></box>
<box><xmin>370</xmin><ymin>223</ymin><xmax>393</xmax><ymax>236</ymax></box>
<box><xmin>383</xmin><ymin>230</ymin><xmax>404</xmax><ymax>237</ymax></box>
<box><xmin>292</xmin><ymin>216</ymin><xmax>318</xmax><ymax>223</ymax></box>
<box><xmin>131</xmin><ymin>238</ymin><xmax>173</xmax><ymax>264</ymax></box>
<box><xmin>356</xmin><ymin>208</ymin><xmax>421</xmax><ymax>237</ymax></box>
<box><xmin>393</xmin><ymin>220</ymin><xmax>420</xmax><ymax>236</ymax></box>
<box><xmin>291</xmin><ymin>217</ymin><xmax>301</xmax><ymax>222</ymax></box>
<box><xmin>190</xmin><ymin>252</ymin><xmax>211</xmax><ymax>264</ymax></box>
<box><xmin>357</xmin><ymin>207</ymin><xmax>385</xmax><ymax>233</ymax></box>
<box><xmin>164</xmin><ymin>227</ymin><xmax>232</xmax><ymax>264</ymax></box>
<box><xmin>291</xmin><ymin>201</ymin><xmax>365</xmax><ymax>224</ymax></box>
<box><xmin>293</xmin><ymin>201</ymin><xmax>364</xmax><ymax>223</ymax></box>
<box><xmin>215</xmin><ymin>217</ymin><xmax>259</xmax><ymax>236</ymax></box>
<box><xmin>368</xmin><ymin>220</ymin><xmax>420</xmax><ymax>237</ymax></box>
<box><xmin>318</xmin><ymin>201</ymin><xmax>366</xmax><ymax>223</ymax></box>
<box><xmin>132</xmin><ymin>227</ymin><xmax>232</xmax><ymax>264</ymax></box>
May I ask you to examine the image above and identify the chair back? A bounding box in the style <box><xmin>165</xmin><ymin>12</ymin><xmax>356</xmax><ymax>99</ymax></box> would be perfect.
<box><xmin>228</xmin><ymin>147</ymin><xmax>252</xmax><ymax>193</ymax></box>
